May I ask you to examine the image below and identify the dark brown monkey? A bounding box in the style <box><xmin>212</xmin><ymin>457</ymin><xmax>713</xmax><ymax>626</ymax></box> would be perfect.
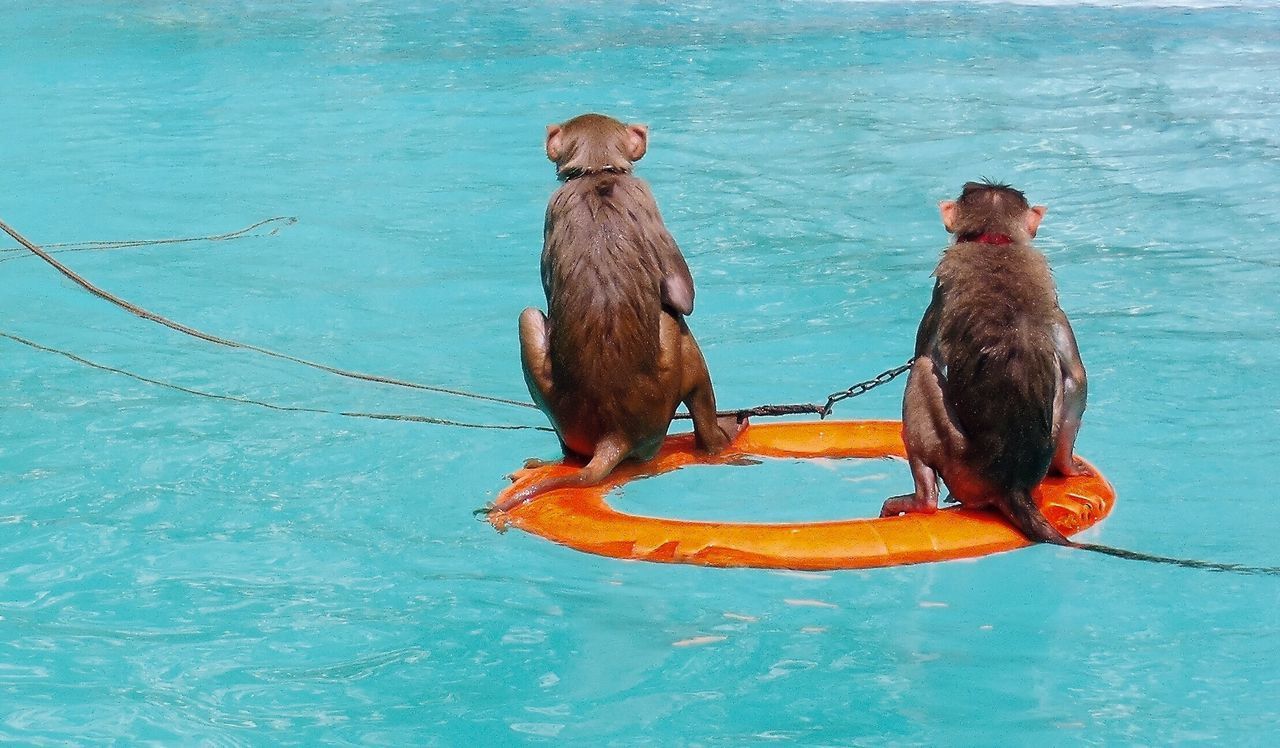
<box><xmin>881</xmin><ymin>181</ymin><xmax>1280</xmax><ymax>575</ymax></box>
<box><xmin>881</xmin><ymin>180</ymin><xmax>1087</xmax><ymax>543</ymax></box>
<box><xmin>487</xmin><ymin>113</ymin><xmax>743</xmax><ymax>514</ymax></box>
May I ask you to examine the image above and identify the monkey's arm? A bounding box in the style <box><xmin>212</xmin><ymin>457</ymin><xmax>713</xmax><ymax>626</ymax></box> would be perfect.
<box><xmin>540</xmin><ymin>208</ymin><xmax>557</xmax><ymax>301</ymax></box>
<box><xmin>914</xmin><ymin>282</ymin><xmax>945</xmax><ymax>359</ymax></box>
<box><xmin>656</xmin><ymin>233</ymin><xmax>695</xmax><ymax>316</ymax></box>
<box><xmin>1050</xmin><ymin>309</ymin><xmax>1088</xmax><ymax>475</ymax></box>
<box><xmin>632</xmin><ymin>181</ymin><xmax>695</xmax><ymax>315</ymax></box>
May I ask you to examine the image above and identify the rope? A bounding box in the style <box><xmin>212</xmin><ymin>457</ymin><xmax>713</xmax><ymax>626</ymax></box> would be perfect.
<box><xmin>1072</xmin><ymin>542</ymin><xmax>1280</xmax><ymax>577</ymax></box>
<box><xmin>2</xmin><ymin>325</ymin><xmax>908</xmax><ymax>435</ymax></box>
<box><xmin>0</xmin><ymin>216</ymin><xmax>536</xmax><ymax>410</ymax></box>
<box><xmin>11</xmin><ymin>330</ymin><xmax>1276</xmax><ymax>576</ymax></box>
<box><xmin>1</xmin><ymin>331</ymin><xmax>551</xmax><ymax>432</ymax></box>
<box><xmin>1</xmin><ymin>215</ymin><xmax>913</xmax><ymax>422</ymax></box>
<box><xmin>0</xmin><ymin>216</ymin><xmax>298</xmax><ymax>263</ymax></box>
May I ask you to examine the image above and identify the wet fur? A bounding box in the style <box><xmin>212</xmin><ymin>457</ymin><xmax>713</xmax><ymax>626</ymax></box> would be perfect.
<box><xmin>541</xmin><ymin>173</ymin><xmax>686</xmax><ymax>447</ymax></box>
<box><xmin>885</xmin><ymin>182</ymin><xmax>1081</xmax><ymax>545</ymax></box>
<box><xmin>490</xmin><ymin>114</ymin><xmax>738</xmax><ymax>515</ymax></box>
<box><xmin>936</xmin><ymin>240</ymin><xmax>1064</xmax><ymax>539</ymax></box>
<box><xmin>883</xmin><ymin>184</ymin><xmax>1280</xmax><ymax>574</ymax></box>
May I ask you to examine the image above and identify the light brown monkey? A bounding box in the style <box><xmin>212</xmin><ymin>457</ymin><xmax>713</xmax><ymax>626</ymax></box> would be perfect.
<box><xmin>881</xmin><ymin>180</ymin><xmax>1088</xmax><ymax>542</ymax></box>
<box><xmin>488</xmin><ymin>113</ymin><xmax>743</xmax><ymax>514</ymax></box>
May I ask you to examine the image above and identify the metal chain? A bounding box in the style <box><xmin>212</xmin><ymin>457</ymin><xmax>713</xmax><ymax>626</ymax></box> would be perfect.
<box><xmin>818</xmin><ymin>358</ymin><xmax>916</xmax><ymax>418</ymax></box>
<box><xmin>675</xmin><ymin>357</ymin><xmax>917</xmax><ymax>422</ymax></box>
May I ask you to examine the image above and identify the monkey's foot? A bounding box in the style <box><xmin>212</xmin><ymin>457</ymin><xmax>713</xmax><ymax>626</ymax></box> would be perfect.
<box><xmin>721</xmin><ymin>414</ymin><xmax>749</xmax><ymax>442</ymax></box>
<box><xmin>1050</xmin><ymin>456</ymin><xmax>1093</xmax><ymax>478</ymax></box>
<box><xmin>880</xmin><ymin>494</ymin><xmax>939</xmax><ymax>518</ymax></box>
<box><xmin>699</xmin><ymin>415</ymin><xmax>749</xmax><ymax>455</ymax></box>
<box><xmin>473</xmin><ymin>504</ymin><xmax>512</xmax><ymax>533</ymax></box>
<box><xmin>508</xmin><ymin>457</ymin><xmax>558</xmax><ymax>481</ymax></box>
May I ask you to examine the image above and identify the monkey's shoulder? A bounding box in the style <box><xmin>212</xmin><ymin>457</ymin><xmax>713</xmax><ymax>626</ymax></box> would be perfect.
<box><xmin>548</xmin><ymin>173</ymin><xmax>658</xmax><ymax>209</ymax></box>
<box><xmin>544</xmin><ymin>174</ymin><xmax>675</xmax><ymax>260</ymax></box>
<box><xmin>937</xmin><ymin>243</ymin><xmax>1055</xmax><ymax>289</ymax></box>
<box><xmin>934</xmin><ymin>242</ymin><xmax>1061</xmax><ymax>321</ymax></box>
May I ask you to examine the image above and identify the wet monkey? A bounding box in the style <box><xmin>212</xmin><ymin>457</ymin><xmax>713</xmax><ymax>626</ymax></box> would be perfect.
<box><xmin>485</xmin><ymin>114</ymin><xmax>743</xmax><ymax>515</ymax></box>
<box><xmin>884</xmin><ymin>180</ymin><xmax>1276</xmax><ymax>575</ymax></box>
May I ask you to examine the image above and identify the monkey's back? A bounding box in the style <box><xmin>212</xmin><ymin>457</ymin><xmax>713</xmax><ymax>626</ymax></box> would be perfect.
<box><xmin>540</xmin><ymin>173</ymin><xmax>681</xmax><ymax>437</ymax></box>
<box><xmin>933</xmin><ymin>241</ymin><xmax>1062</xmax><ymax>490</ymax></box>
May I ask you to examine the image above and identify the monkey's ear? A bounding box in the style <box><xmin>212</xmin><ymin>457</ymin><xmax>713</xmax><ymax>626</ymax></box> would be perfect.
<box><xmin>545</xmin><ymin>125</ymin><xmax>563</xmax><ymax>162</ymax></box>
<box><xmin>938</xmin><ymin>200</ymin><xmax>958</xmax><ymax>233</ymax></box>
<box><xmin>1026</xmin><ymin>205</ymin><xmax>1047</xmax><ymax>238</ymax></box>
<box><xmin>626</xmin><ymin>124</ymin><xmax>648</xmax><ymax>162</ymax></box>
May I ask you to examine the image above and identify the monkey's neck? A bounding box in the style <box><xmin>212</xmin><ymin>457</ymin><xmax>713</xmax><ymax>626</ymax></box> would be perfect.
<box><xmin>557</xmin><ymin>165</ymin><xmax>631</xmax><ymax>181</ymax></box>
<box><xmin>957</xmin><ymin>232</ymin><xmax>1014</xmax><ymax>246</ymax></box>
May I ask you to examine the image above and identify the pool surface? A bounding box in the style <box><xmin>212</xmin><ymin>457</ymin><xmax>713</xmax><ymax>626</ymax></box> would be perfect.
<box><xmin>3</xmin><ymin>1</ymin><xmax>1278</xmax><ymax>744</ymax></box>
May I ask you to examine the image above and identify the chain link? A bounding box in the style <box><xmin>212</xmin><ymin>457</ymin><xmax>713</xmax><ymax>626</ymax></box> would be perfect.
<box><xmin>818</xmin><ymin>358</ymin><xmax>916</xmax><ymax>418</ymax></box>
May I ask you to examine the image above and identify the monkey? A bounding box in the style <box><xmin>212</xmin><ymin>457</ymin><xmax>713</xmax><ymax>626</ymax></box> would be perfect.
<box><xmin>882</xmin><ymin>180</ymin><xmax>1278</xmax><ymax>575</ymax></box>
<box><xmin>484</xmin><ymin>113</ymin><xmax>744</xmax><ymax>516</ymax></box>
<box><xmin>881</xmin><ymin>180</ymin><xmax>1086</xmax><ymax>540</ymax></box>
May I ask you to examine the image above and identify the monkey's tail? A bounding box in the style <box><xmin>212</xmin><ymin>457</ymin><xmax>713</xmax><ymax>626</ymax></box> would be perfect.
<box><xmin>948</xmin><ymin>338</ymin><xmax>1058</xmax><ymax>491</ymax></box>
<box><xmin>1002</xmin><ymin>488</ymin><xmax>1280</xmax><ymax>576</ymax></box>
<box><xmin>999</xmin><ymin>487</ymin><xmax>1073</xmax><ymax>545</ymax></box>
<box><xmin>483</xmin><ymin>435</ymin><xmax>631</xmax><ymax>516</ymax></box>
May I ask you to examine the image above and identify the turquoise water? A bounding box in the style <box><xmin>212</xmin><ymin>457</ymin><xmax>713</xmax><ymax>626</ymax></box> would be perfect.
<box><xmin>3</xmin><ymin>0</ymin><xmax>1279</xmax><ymax>743</ymax></box>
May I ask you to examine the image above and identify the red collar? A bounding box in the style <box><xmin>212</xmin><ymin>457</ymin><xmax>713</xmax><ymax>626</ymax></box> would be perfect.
<box><xmin>961</xmin><ymin>232</ymin><xmax>1014</xmax><ymax>245</ymax></box>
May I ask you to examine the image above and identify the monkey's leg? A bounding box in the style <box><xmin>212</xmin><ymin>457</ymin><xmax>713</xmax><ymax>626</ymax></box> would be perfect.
<box><xmin>1050</xmin><ymin>414</ymin><xmax>1087</xmax><ymax>477</ymax></box>
<box><xmin>880</xmin><ymin>456</ymin><xmax>940</xmax><ymax>517</ymax></box>
<box><xmin>1049</xmin><ymin>315</ymin><xmax>1090</xmax><ymax>477</ymax></box>
<box><xmin>1049</xmin><ymin>375</ymin><xmax>1088</xmax><ymax>476</ymax></box>
<box><xmin>672</xmin><ymin>322</ymin><xmax>742</xmax><ymax>454</ymax></box>
<box><xmin>881</xmin><ymin>357</ymin><xmax>954</xmax><ymax>517</ymax></box>
<box><xmin>519</xmin><ymin>307</ymin><xmax>554</xmax><ymax>407</ymax></box>
<box><xmin>683</xmin><ymin>377</ymin><xmax>741</xmax><ymax>454</ymax></box>
<box><xmin>517</xmin><ymin>307</ymin><xmax>575</xmax><ymax>464</ymax></box>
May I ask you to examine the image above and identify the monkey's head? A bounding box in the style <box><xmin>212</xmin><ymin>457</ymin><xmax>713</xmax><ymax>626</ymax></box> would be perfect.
<box><xmin>546</xmin><ymin>113</ymin><xmax>648</xmax><ymax>181</ymax></box>
<box><xmin>939</xmin><ymin>180</ymin><xmax>1047</xmax><ymax>243</ymax></box>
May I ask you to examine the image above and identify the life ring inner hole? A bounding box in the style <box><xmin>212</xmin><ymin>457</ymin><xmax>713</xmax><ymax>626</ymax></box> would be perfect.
<box><xmin>609</xmin><ymin>454</ymin><xmax>912</xmax><ymax>524</ymax></box>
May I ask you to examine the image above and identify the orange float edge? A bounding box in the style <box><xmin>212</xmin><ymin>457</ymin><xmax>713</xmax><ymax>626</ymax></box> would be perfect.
<box><xmin>489</xmin><ymin>420</ymin><xmax>1115</xmax><ymax>571</ymax></box>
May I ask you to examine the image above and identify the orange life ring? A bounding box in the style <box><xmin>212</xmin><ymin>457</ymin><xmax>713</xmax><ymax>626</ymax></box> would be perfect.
<box><xmin>490</xmin><ymin>420</ymin><xmax>1115</xmax><ymax>570</ymax></box>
